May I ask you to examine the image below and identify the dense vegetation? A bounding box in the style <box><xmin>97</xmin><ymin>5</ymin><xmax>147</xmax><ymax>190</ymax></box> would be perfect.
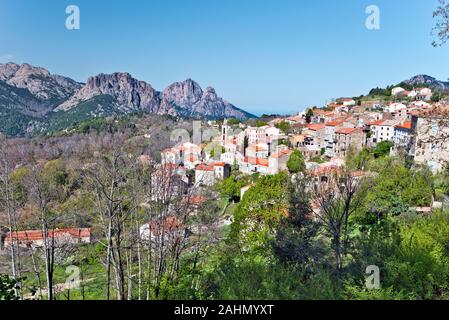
<box><xmin>1</xmin><ymin>120</ymin><xmax>449</xmax><ymax>300</ymax></box>
<box><xmin>348</xmin><ymin>81</ymin><xmax>447</xmax><ymax>104</ymax></box>
<box><xmin>202</xmin><ymin>152</ymin><xmax>449</xmax><ymax>300</ymax></box>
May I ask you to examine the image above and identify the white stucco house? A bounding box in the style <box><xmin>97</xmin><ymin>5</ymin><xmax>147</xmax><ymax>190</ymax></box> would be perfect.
<box><xmin>392</xmin><ymin>87</ymin><xmax>405</xmax><ymax>96</ymax></box>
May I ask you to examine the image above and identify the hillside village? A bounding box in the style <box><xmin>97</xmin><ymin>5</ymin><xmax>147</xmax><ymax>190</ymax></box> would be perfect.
<box><xmin>1</xmin><ymin>82</ymin><xmax>449</xmax><ymax>300</ymax></box>
<box><xmin>4</xmin><ymin>0</ymin><xmax>449</xmax><ymax>303</ymax></box>
<box><xmin>160</xmin><ymin>85</ymin><xmax>449</xmax><ymax>190</ymax></box>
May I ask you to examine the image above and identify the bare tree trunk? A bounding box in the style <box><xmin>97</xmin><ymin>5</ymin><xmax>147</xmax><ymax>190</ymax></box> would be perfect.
<box><xmin>41</xmin><ymin>211</ymin><xmax>53</xmax><ymax>300</ymax></box>
<box><xmin>0</xmin><ymin>148</ymin><xmax>20</xmax><ymax>293</ymax></box>
<box><xmin>112</xmin><ymin>236</ymin><xmax>125</xmax><ymax>300</ymax></box>
<box><xmin>80</xmin><ymin>268</ymin><xmax>85</xmax><ymax>300</ymax></box>
<box><xmin>333</xmin><ymin>232</ymin><xmax>342</xmax><ymax>272</ymax></box>
<box><xmin>126</xmin><ymin>246</ymin><xmax>132</xmax><ymax>300</ymax></box>
<box><xmin>137</xmin><ymin>242</ymin><xmax>142</xmax><ymax>300</ymax></box>
<box><xmin>105</xmin><ymin>218</ymin><xmax>113</xmax><ymax>300</ymax></box>
<box><xmin>30</xmin><ymin>247</ymin><xmax>43</xmax><ymax>299</ymax></box>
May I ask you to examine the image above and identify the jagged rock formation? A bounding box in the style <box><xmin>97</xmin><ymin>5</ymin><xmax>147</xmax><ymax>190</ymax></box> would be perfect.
<box><xmin>57</xmin><ymin>75</ymin><xmax>253</xmax><ymax>120</ymax></box>
<box><xmin>0</xmin><ymin>62</ymin><xmax>255</xmax><ymax>136</ymax></box>
<box><xmin>159</xmin><ymin>79</ymin><xmax>252</xmax><ymax>119</ymax></box>
<box><xmin>0</xmin><ymin>62</ymin><xmax>81</xmax><ymax>101</ymax></box>
<box><xmin>56</xmin><ymin>72</ymin><xmax>161</xmax><ymax>113</ymax></box>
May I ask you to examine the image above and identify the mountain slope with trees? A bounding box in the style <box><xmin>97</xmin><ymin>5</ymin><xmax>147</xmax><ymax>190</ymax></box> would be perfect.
<box><xmin>0</xmin><ymin>63</ymin><xmax>255</xmax><ymax>137</ymax></box>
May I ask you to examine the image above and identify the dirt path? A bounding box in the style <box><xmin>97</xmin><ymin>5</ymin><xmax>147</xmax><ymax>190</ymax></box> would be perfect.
<box><xmin>24</xmin><ymin>278</ymin><xmax>94</xmax><ymax>300</ymax></box>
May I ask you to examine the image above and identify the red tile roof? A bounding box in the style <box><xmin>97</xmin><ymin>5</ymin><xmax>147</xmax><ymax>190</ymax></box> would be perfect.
<box><xmin>196</xmin><ymin>164</ymin><xmax>214</xmax><ymax>171</ymax></box>
<box><xmin>367</xmin><ymin>120</ymin><xmax>384</xmax><ymax>126</ymax></box>
<box><xmin>148</xmin><ymin>216</ymin><xmax>184</xmax><ymax>236</ymax></box>
<box><xmin>5</xmin><ymin>228</ymin><xmax>91</xmax><ymax>243</ymax></box>
<box><xmin>245</xmin><ymin>157</ymin><xmax>269</xmax><ymax>167</ymax></box>
<box><xmin>395</xmin><ymin>121</ymin><xmax>412</xmax><ymax>130</ymax></box>
<box><xmin>270</xmin><ymin>150</ymin><xmax>292</xmax><ymax>159</ymax></box>
<box><xmin>307</xmin><ymin>123</ymin><xmax>326</xmax><ymax>131</ymax></box>
<box><xmin>335</xmin><ymin>127</ymin><xmax>359</xmax><ymax>135</ymax></box>
<box><xmin>183</xmin><ymin>195</ymin><xmax>207</xmax><ymax>206</ymax></box>
<box><xmin>326</xmin><ymin>119</ymin><xmax>344</xmax><ymax>127</ymax></box>
<box><xmin>214</xmin><ymin>162</ymin><xmax>226</xmax><ymax>167</ymax></box>
<box><xmin>312</xmin><ymin>109</ymin><xmax>327</xmax><ymax>115</ymax></box>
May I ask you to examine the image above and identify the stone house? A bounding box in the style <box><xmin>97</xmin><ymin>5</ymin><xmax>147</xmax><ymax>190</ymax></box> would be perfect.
<box><xmin>334</xmin><ymin>127</ymin><xmax>366</xmax><ymax>158</ymax></box>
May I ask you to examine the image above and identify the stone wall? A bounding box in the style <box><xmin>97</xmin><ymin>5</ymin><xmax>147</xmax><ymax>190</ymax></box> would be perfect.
<box><xmin>413</xmin><ymin>116</ymin><xmax>449</xmax><ymax>172</ymax></box>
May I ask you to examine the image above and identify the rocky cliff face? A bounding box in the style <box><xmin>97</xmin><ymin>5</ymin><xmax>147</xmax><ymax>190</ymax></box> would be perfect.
<box><xmin>159</xmin><ymin>79</ymin><xmax>252</xmax><ymax>119</ymax></box>
<box><xmin>0</xmin><ymin>62</ymin><xmax>255</xmax><ymax>136</ymax></box>
<box><xmin>56</xmin><ymin>74</ymin><xmax>254</xmax><ymax>120</ymax></box>
<box><xmin>160</xmin><ymin>79</ymin><xmax>203</xmax><ymax>109</ymax></box>
<box><xmin>56</xmin><ymin>72</ymin><xmax>161</xmax><ymax>113</ymax></box>
<box><xmin>0</xmin><ymin>62</ymin><xmax>82</xmax><ymax>101</ymax></box>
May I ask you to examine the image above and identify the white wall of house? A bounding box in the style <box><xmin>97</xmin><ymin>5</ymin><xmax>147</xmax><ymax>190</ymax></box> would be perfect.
<box><xmin>221</xmin><ymin>152</ymin><xmax>236</xmax><ymax>165</ymax></box>
<box><xmin>214</xmin><ymin>165</ymin><xmax>225</xmax><ymax>179</ymax></box>
<box><xmin>392</xmin><ymin>87</ymin><xmax>405</xmax><ymax>95</ymax></box>
<box><xmin>393</xmin><ymin>127</ymin><xmax>411</xmax><ymax>146</ymax></box>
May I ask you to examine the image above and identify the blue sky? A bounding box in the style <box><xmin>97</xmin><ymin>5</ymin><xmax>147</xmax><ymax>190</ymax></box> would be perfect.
<box><xmin>0</xmin><ymin>0</ymin><xmax>448</xmax><ymax>115</ymax></box>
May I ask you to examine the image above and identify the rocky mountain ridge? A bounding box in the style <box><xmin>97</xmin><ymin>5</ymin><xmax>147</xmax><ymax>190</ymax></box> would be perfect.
<box><xmin>403</xmin><ymin>74</ymin><xmax>449</xmax><ymax>91</ymax></box>
<box><xmin>0</xmin><ymin>62</ymin><xmax>255</xmax><ymax>136</ymax></box>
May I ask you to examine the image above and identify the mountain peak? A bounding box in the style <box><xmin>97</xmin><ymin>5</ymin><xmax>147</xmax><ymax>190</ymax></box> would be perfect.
<box><xmin>58</xmin><ymin>72</ymin><xmax>160</xmax><ymax>112</ymax></box>
<box><xmin>0</xmin><ymin>62</ymin><xmax>81</xmax><ymax>101</ymax></box>
<box><xmin>0</xmin><ymin>62</ymin><xmax>20</xmax><ymax>81</ymax></box>
<box><xmin>16</xmin><ymin>62</ymin><xmax>50</xmax><ymax>78</ymax></box>
<box><xmin>404</xmin><ymin>74</ymin><xmax>437</xmax><ymax>85</ymax></box>
<box><xmin>403</xmin><ymin>74</ymin><xmax>449</xmax><ymax>91</ymax></box>
<box><xmin>162</xmin><ymin>79</ymin><xmax>203</xmax><ymax>107</ymax></box>
<box><xmin>0</xmin><ymin>62</ymin><xmax>255</xmax><ymax>136</ymax></box>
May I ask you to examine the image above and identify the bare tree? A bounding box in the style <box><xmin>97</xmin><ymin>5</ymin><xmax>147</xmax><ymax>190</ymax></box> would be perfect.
<box><xmin>26</xmin><ymin>165</ymin><xmax>56</xmax><ymax>300</ymax></box>
<box><xmin>0</xmin><ymin>136</ymin><xmax>22</xmax><ymax>297</ymax></box>
<box><xmin>22</xmin><ymin>158</ymin><xmax>72</xmax><ymax>300</ymax></box>
<box><xmin>137</xmin><ymin>161</ymin><xmax>205</xmax><ymax>299</ymax></box>
<box><xmin>311</xmin><ymin>169</ymin><xmax>365</xmax><ymax>273</ymax></box>
<box><xmin>433</xmin><ymin>0</ymin><xmax>449</xmax><ymax>46</ymax></box>
<box><xmin>83</xmin><ymin>143</ymin><xmax>143</xmax><ymax>300</ymax></box>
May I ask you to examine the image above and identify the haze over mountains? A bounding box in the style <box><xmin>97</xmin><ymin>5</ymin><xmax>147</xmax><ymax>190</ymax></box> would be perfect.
<box><xmin>0</xmin><ymin>62</ymin><xmax>255</xmax><ymax>136</ymax></box>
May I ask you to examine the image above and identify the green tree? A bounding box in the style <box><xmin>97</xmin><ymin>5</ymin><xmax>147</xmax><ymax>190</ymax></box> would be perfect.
<box><xmin>373</xmin><ymin>141</ymin><xmax>394</xmax><ymax>158</ymax></box>
<box><xmin>305</xmin><ymin>109</ymin><xmax>314</xmax><ymax>123</ymax></box>
<box><xmin>0</xmin><ymin>274</ymin><xmax>20</xmax><ymax>300</ymax></box>
<box><xmin>275</xmin><ymin>121</ymin><xmax>291</xmax><ymax>134</ymax></box>
<box><xmin>231</xmin><ymin>173</ymin><xmax>288</xmax><ymax>252</ymax></box>
<box><xmin>287</xmin><ymin>150</ymin><xmax>306</xmax><ymax>174</ymax></box>
<box><xmin>272</xmin><ymin>173</ymin><xmax>324</xmax><ymax>268</ymax></box>
<box><xmin>209</xmin><ymin>146</ymin><xmax>225</xmax><ymax>158</ymax></box>
<box><xmin>256</xmin><ymin>120</ymin><xmax>268</xmax><ymax>127</ymax></box>
<box><xmin>347</xmin><ymin>147</ymin><xmax>372</xmax><ymax>170</ymax></box>
<box><xmin>216</xmin><ymin>175</ymin><xmax>244</xmax><ymax>202</ymax></box>
<box><xmin>363</xmin><ymin>163</ymin><xmax>433</xmax><ymax>216</ymax></box>
<box><xmin>227</xmin><ymin>118</ymin><xmax>240</xmax><ymax>126</ymax></box>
